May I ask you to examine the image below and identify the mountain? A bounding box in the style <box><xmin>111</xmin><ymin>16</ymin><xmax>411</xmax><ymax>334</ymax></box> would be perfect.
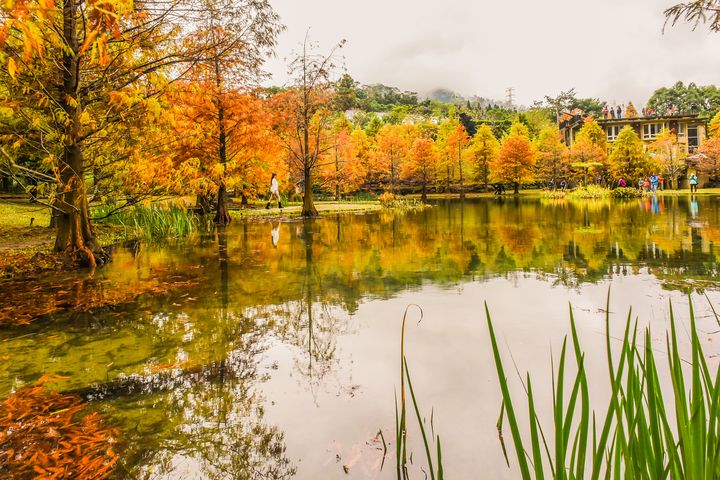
<box><xmin>423</xmin><ymin>88</ymin><xmax>513</xmax><ymax>108</ymax></box>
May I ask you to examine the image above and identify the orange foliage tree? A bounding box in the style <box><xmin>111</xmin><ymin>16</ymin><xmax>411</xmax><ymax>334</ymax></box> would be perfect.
<box><xmin>534</xmin><ymin>126</ymin><xmax>569</xmax><ymax>186</ymax></box>
<box><xmin>570</xmin><ymin>118</ymin><xmax>608</xmax><ymax>185</ymax></box>
<box><xmin>319</xmin><ymin>117</ymin><xmax>366</xmax><ymax>199</ymax></box>
<box><xmin>271</xmin><ymin>37</ymin><xmax>345</xmax><ymax>217</ymax></box>
<box><xmin>374</xmin><ymin>124</ymin><xmax>412</xmax><ymax>192</ymax></box>
<box><xmin>401</xmin><ymin>137</ymin><xmax>437</xmax><ymax>200</ymax></box>
<box><xmin>699</xmin><ymin>137</ymin><xmax>720</xmax><ymax>181</ymax></box>
<box><xmin>177</xmin><ymin>2</ymin><xmax>282</xmax><ymax>224</ymax></box>
<box><xmin>446</xmin><ymin>123</ymin><xmax>470</xmax><ymax>196</ymax></box>
<box><xmin>649</xmin><ymin>130</ymin><xmax>686</xmax><ymax>189</ymax></box>
<box><xmin>492</xmin><ymin>122</ymin><xmax>536</xmax><ymax>194</ymax></box>
<box><xmin>169</xmin><ymin>84</ymin><xmax>285</xmax><ymax>213</ymax></box>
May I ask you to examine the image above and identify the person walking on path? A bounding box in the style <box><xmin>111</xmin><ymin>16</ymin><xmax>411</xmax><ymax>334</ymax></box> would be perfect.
<box><xmin>689</xmin><ymin>172</ymin><xmax>699</xmax><ymax>193</ymax></box>
<box><xmin>266</xmin><ymin>172</ymin><xmax>282</xmax><ymax>209</ymax></box>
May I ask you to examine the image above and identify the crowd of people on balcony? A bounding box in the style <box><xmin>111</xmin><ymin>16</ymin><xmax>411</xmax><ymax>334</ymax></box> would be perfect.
<box><xmin>601</xmin><ymin>102</ymin><xmax>699</xmax><ymax>120</ymax></box>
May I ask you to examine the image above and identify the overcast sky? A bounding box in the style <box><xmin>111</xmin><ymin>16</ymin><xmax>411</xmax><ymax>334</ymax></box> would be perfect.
<box><xmin>262</xmin><ymin>0</ymin><xmax>720</xmax><ymax>107</ymax></box>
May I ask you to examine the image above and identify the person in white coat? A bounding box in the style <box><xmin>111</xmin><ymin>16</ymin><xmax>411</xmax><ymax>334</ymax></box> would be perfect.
<box><xmin>265</xmin><ymin>172</ymin><xmax>282</xmax><ymax>209</ymax></box>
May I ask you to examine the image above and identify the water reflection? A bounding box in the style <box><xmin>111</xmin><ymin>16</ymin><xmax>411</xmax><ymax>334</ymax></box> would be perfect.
<box><xmin>3</xmin><ymin>196</ymin><xmax>720</xmax><ymax>477</ymax></box>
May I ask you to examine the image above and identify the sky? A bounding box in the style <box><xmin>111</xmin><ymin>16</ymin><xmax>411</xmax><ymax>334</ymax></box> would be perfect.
<box><xmin>262</xmin><ymin>0</ymin><xmax>720</xmax><ymax>107</ymax></box>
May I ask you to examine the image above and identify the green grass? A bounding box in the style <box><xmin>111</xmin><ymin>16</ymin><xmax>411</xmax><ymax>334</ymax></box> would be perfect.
<box><xmin>488</xmin><ymin>294</ymin><xmax>720</xmax><ymax>479</ymax></box>
<box><xmin>94</xmin><ymin>204</ymin><xmax>200</xmax><ymax>241</ymax></box>
<box><xmin>0</xmin><ymin>201</ymin><xmax>51</xmax><ymax>228</ymax></box>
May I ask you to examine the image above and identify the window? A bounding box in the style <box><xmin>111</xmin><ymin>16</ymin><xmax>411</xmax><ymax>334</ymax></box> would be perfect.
<box><xmin>688</xmin><ymin>126</ymin><xmax>699</xmax><ymax>151</ymax></box>
<box><xmin>677</xmin><ymin>123</ymin><xmax>686</xmax><ymax>137</ymax></box>
<box><xmin>643</xmin><ymin>123</ymin><xmax>663</xmax><ymax>140</ymax></box>
<box><xmin>606</xmin><ymin>125</ymin><xmax>621</xmax><ymax>141</ymax></box>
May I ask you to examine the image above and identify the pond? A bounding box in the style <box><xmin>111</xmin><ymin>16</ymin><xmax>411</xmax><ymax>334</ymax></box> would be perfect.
<box><xmin>2</xmin><ymin>195</ymin><xmax>720</xmax><ymax>479</ymax></box>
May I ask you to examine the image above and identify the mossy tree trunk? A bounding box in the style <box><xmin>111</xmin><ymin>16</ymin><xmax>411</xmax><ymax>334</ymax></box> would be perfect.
<box><xmin>54</xmin><ymin>0</ymin><xmax>100</xmax><ymax>268</ymax></box>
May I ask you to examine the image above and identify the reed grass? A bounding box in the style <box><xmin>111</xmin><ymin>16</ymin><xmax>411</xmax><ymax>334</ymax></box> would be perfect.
<box><xmin>395</xmin><ymin>305</ymin><xmax>444</xmax><ymax>480</ymax></box>
<box><xmin>488</xmin><ymin>293</ymin><xmax>720</xmax><ymax>479</ymax></box>
<box><xmin>94</xmin><ymin>204</ymin><xmax>199</xmax><ymax>241</ymax></box>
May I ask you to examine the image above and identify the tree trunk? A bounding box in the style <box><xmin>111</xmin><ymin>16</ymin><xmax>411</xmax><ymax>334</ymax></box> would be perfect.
<box><xmin>334</xmin><ymin>148</ymin><xmax>340</xmax><ymax>201</ymax></box>
<box><xmin>458</xmin><ymin>148</ymin><xmax>465</xmax><ymax>198</ymax></box>
<box><xmin>421</xmin><ymin>183</ymin><xmax>427</xmax><ymax>201</ymax></box>
<box><xmin>214</xmin><ymin>59</ymin><xmax>231</xmax><ymax>226</ymax></box>
<box><xmin>54</xmin><ymin>0</ymin><xmax>100</xmax><ymax>268</ymax></box>
<box><xmin>196</xmin><ymin>194</ymin><xmax>213</xmax><ymax>214</ymax></box>
<box><xmin>214</xmin><ymin>182</ymin><xmax>231</xmax><ymax>225</ymax></box>
<box><xmin>513</xmin><ymin>182</ymin><xmax>519</xmax><ymax>195</ymax></box>
<box><xmin>1</xmin><ymin>174</ymin><xmax>10</xmax><ymax>192</ymax></box>
<box><xmin>302</xmin><ymin>166</ymin><xmax>318</xmax><ymax>217</ymax></box>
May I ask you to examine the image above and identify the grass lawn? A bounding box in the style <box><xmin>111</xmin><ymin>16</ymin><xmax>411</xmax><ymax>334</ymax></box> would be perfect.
<box><xmin>0</xmin><ymin>200</ymin><xmax>51</xmax><ymax>228</ymax></box>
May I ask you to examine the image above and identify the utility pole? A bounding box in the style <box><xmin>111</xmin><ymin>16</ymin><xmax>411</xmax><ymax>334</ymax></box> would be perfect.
<box><xmin>505</xmin><ymin>87</ymin><xmax>515</xmax><ymax>108</ymax></box>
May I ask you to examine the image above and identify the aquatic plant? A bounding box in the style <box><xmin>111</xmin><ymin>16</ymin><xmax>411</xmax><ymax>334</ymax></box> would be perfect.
<box><xmin>567</xmin><ymin>185</ymin><xmax>611</xmax><ymax>199</ymax></box>
<box><xmin>488</xmin><ymin>295</ymin><xmax>720</xmax><ymax>479</ymax></box>
<box><xmin>379</xmin><ymin>192</ymin><xmax>428</xmax><ymax>210</ymax></box>
<box><xmin>94</xmin><ymin>204</ymin><xmax>199</xmax><ymax>240</ymax></box>
<box><xmin>610</xmin><ymin>187</ymin><xmax>647</xmax><ymax>198</ymax></box>
<box><xmin>395</xmin><ymin>305</ymin><xmax>444</xmax><ymax>480</ymax></box>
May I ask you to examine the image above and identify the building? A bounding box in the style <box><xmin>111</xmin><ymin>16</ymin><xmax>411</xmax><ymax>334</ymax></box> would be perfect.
<box><xmin>598</xmin><ymin>113</ymin><xmax>707</xmax><ymax>153</ymax></box>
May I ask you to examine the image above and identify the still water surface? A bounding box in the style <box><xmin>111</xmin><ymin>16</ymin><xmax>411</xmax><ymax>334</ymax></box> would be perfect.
<box><xmin>2</xmin><ymin>195</ymin><xmax>720</xmax><ymax>478</ymax></box>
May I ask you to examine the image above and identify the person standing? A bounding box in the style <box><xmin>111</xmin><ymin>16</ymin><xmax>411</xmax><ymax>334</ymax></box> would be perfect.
<box><xmin>649</xmin><ymin>174</ymin><xmax>659</xmax><ymax>193</ymax></box>
<box><xmin>616</xmin><ymin>105</ymin><xmax>622</xmax><ymax>119</ymax></box>
<box><xmin>618</xmin><ymin>178</ymin><xmax>626</xmax><ymax>188</ymax></box>
<box><xmin>266</xmin><ymin>172</ymin><xmax>282</xmax><ymax>209</ymax></box>
<box><xmin>689</xmin><ymin>172</ymin><xmax>699</xmax><ymax>193</ymax></box>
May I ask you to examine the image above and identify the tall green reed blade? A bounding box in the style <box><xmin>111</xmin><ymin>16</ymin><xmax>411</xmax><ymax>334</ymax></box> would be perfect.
<box><xmin>404</xmin><ymin>357</ymin><xmax>437</xmax><ymax>480</ymax></box>
<box><xmin>569</xmin><ymin>305</ymin><xmax>590</xmax><ymax>480</ymax></box>
<box><xmin>526</xmin><ymin>375</ymin><xmax>545</xmax><ymax>480</ymax></box>
<box><xmin>486</xmin><ymin>301</ymin><xmax>532</xmax><ymax>479</ymax></box>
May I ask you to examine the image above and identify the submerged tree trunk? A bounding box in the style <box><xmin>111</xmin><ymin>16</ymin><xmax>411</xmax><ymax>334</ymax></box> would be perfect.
<box><xmin>302</xmin><ymin>166</ymin><xmax>318</xmax><ymax>217</ymax></box>
<box><xmin>54</xmin><ymin>0</ymin><xmax>100</xmax><ymax>268</ymax></box>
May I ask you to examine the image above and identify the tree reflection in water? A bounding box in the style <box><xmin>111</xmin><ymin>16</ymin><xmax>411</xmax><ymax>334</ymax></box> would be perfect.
<box><xmin>87</xmin><ymin>228</ymin><xmax>296</xmax><ymax>479</ymax></box>
<box><xmin>6</xmin><ymin>197</ymin><xmax>720</xmax><ymax>476</ymax></box>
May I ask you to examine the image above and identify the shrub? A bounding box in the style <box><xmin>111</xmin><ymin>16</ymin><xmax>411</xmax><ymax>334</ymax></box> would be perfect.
<box><xmin>378</xmin><ymin>192</ymin><xmax>395</xmax><ymax>207</ymax></box>
<box><xmin>610</xmin><ymin>187</ymin><xmax>646</xmax><ymax>198</ymax></box>
<box><xmin>567</xmin><ymin>184</ymin><xmax>610</xmax><ymax>199</ymax></box>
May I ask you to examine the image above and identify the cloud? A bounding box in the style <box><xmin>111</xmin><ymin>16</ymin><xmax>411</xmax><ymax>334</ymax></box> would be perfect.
<box><xmin>264</xmin><ymin>0</ymin><xmax>720</xmax><ymax>105</ymax></box>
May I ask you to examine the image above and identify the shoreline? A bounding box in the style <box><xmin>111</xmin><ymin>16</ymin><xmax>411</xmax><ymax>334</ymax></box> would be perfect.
<box><xmin>0</xmin><ymin>200</ymin><xmax>383</xmax><ymax>279</ymax></box>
